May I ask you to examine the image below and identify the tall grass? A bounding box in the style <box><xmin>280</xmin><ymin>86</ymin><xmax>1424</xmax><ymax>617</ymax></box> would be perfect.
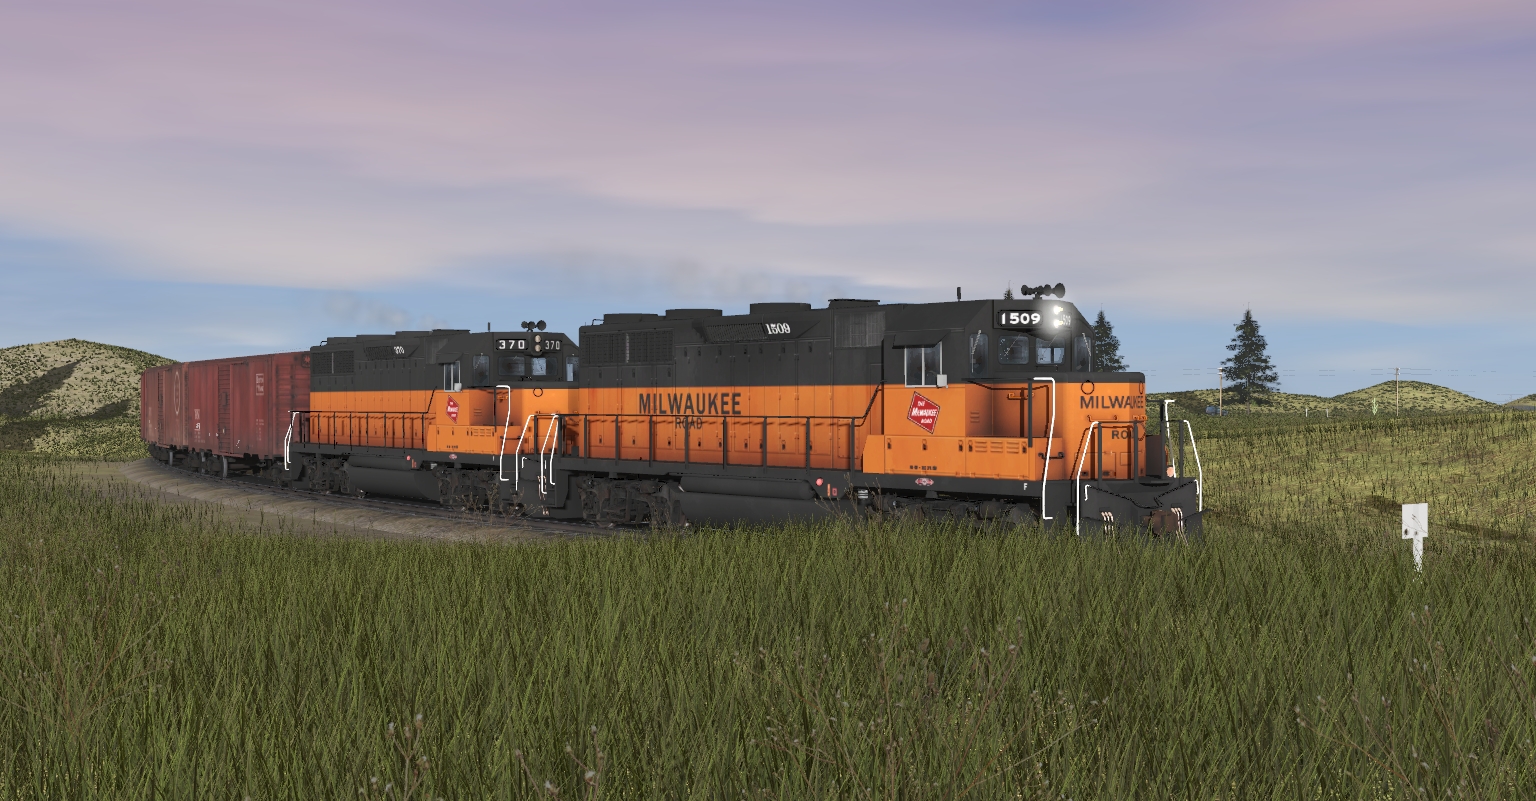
<box><xmin>2</xmin><ymin>420</ymin><xmax>1536</xmax><ymax>797</ymax></box>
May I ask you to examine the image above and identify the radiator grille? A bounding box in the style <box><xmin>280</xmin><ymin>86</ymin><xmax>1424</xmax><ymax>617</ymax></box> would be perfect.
<box><xmin>583</xmin><ymin>330</ymin><xmax>674</xmax><ymax>365</ymax></box>
<box><xmin>835</xmin><ymin>310</ymin><xmax>886</xmax><ymax>348</ymax></box>
<box><xmin>704</xmin><ymin>323</ymin><xmax>767</xmax><ymax>342</ymax></box>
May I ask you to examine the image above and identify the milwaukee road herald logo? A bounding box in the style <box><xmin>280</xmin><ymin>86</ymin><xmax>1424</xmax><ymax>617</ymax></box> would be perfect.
<box><xmin>907</xmin><ymin>393</ymin><xmax>940</xmax><ymax>433</ymax></box>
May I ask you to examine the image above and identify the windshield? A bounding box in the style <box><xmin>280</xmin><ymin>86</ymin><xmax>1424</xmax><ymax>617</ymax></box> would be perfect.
<box><xmin>998</xmin><ymin>335</ymin><xmax>1030</xmax><ymax>365</ymax></box>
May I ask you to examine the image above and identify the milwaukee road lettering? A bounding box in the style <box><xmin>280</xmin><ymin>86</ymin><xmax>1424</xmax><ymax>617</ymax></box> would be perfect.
<box><xmin>1079</xmin><ymin>395</ymin><xmax>1144</xmax><ymax>410</ymax></box>
<box><xmin>637</xmin><ymin>391</ymin><xmax>743</xmax><ymax>415</ymax></box>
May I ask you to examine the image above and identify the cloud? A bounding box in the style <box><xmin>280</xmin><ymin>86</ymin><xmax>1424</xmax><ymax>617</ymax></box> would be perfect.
<box><xmin>322</xmin><ymin>292</ymin><xmax>425</xmax><ymax>331</ymax></box>
<box><xmin>0</xmin><ymin>0</ymin><xmax>1531</xmax><ymax>325</ymax></box>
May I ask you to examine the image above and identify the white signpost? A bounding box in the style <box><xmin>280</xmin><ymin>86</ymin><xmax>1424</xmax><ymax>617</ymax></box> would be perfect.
<box><xmin>1402</xmin><ymin>503</ymin><xmax>1428</xmax><ymax>572</ymax></box>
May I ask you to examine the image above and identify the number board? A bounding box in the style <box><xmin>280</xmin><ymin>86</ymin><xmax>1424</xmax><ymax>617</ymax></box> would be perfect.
<box><xmin>995</xmin><ymin>309</ymin><xmax>1043</xmax><ymax>329</ymax></box>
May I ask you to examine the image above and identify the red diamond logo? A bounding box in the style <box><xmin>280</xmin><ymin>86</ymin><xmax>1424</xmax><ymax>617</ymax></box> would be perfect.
<box><xmin>907</xmin><ymin>393</ymin><xmax>940</xmax><ymax>433</ymax></box>
<box><xmin>446</xmin><ymin>396</ymin><xmax>459</xmax><ymax>423</ymax></box>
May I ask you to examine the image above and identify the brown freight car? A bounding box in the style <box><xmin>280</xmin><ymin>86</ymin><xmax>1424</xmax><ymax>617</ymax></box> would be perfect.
<box><xmin>140</xmin><ymin>353</ymin><xmax>310</xmax><ymax>475</ymax></box>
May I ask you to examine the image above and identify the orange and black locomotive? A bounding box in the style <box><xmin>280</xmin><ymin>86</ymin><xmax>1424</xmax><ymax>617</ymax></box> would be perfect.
<box><xmin>140</xmin><ymin>287</ymin><xmax>1202</xmax><ymax>533</ymax></box>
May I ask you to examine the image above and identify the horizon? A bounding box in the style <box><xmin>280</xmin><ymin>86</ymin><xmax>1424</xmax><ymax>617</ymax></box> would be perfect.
<box><xmin>5</xmin><ymin>330</ymin><xmax>1524</xmax><ymax>406</ymax></box>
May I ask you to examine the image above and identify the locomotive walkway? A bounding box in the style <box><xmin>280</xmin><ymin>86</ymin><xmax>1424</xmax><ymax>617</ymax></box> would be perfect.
<box><xmin>115</xmin><ymin>459</ymin><xmax>591</xmax><ymax>542</ymax></box>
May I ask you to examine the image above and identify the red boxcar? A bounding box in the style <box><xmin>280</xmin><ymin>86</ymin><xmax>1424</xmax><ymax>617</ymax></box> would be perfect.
<box><xmin>140</xmin><ymin>353</ymin><xmax>310</xmax><ymax>461</ymax></box>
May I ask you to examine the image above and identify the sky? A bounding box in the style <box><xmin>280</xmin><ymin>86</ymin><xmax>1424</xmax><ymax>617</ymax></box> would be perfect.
<box><xmin>1</xmin><ymin>0</ymin><xmax>1532</xmax><ymax>400</ymax></box>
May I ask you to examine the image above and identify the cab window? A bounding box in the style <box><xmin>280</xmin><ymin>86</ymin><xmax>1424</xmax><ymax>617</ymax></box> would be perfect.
<box><xmin>499</xmin><ymin>355</ymin><xmax>526</xmax><ymax>377</ymax></box>
<box><xmin>904</xmin><ymin>345</ymin><xmax>941</xmax><ymax>387</ymax></box>
<box><xmin>968</xmin><ymin>333</ymin><xmax>988</xmax><ymax>376</ymax></box>
<box><xmin>442</xmin><ymin>361</ymin><xmax>461</xmax><ymax>391</ymax></box>
<box><xmin>1072</xmin><ymin>332</ymin><xmax>1093</xmax><ymax>372</ymax></box>
<box><xmin>472</xmin><ymin>355</ymin><xmax>491</xmax><ymax>386</ymax></box>
<box><xmin>998</xmin><ymin>335</ymin><xmax>1031</xmax><ymax>365</ymax></box>
<box><xmin>1037</xmin><ymin>337</ymin><xmax>1065</xmax><ymax>366</ymax></box>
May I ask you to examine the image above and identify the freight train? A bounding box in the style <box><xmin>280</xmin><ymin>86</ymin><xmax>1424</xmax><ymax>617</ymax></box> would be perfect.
<box><xmin>139</xmin><ymin>288</ymin><xmax>1203</xmax><ymax>533</ymax></box>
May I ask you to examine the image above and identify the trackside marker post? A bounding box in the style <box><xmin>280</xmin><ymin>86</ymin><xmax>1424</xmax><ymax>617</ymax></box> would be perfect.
<box><xmin>1402</xmin><ymin>503</ymin><xmax>1428</xmax><ymax>572</ymax></box>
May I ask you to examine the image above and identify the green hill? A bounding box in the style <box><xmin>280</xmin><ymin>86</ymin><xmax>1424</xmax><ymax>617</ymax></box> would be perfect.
<box><xmin>1150</xmin><ymin>380</ymin><xmax>1503</xmax><ymax>418</ymax></box>
<box><xmin>1507</xmin><ymin>393</ymin><xmax>1536</xmax><ymax>410</ymax></box>
<box><xmin>0</xmin><ymin>339</ymin><xmax>173</xmax><ymax>460</ymax></box>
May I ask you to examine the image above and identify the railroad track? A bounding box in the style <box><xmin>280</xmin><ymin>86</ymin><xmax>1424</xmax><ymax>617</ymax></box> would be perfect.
<box><xmin>121</xmin><ymin>458</ymin><xmax>622</xmax><ymax>539</ymax></box>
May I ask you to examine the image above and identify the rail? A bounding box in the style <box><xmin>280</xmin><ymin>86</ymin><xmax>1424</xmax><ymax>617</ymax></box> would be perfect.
<box><xmin>283</xmin><ymin>410</ymin><xmax>431</xmax><ymax>453</ymax></box>
<box><xmin>496</xmin><ymin>386</ymin><xmax>514</xmax><ymax>483</ymax></box>
<box><xmin>567</xmin><ymin>412</ymin><xmax>874</xmax><ymax>472</ymax></box>
<box><xmin>1173</xmin><ymin>419</ymin><xmax>1204</xmax><ymax>511</ymax></box>
<box><xmin>1034</xmin><ymin>377</ymin><xmax>1057</xmax><ymax>520</ymax></box>
<box><xmin>509</xmin><ymin>413</ymin><xmax>537</xmax><ymax>489</ymax></box>
<box><xmin>539</xmin><ymin>415</ymin><xmax>562</xmax><ymax>497</ymax></box>
<box><xmin>1160</xmin><ymin>402</ymin><xmax>1205</xmax><ymax>511</ymax></box>
<box><xmin>284</xmin><ymin>411</ymin><xmax>299</xmax><ymax>469</ymax></box>
<box><xmin>551</xmin><ymin>386</ymin><xmax>886</xmax><ymax>473</ymax></box>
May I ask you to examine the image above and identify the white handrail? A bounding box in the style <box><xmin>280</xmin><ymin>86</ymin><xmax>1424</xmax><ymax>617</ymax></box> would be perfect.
<box><xmin>511</xmin><ymin>413</ymin><xmax>536</xmax><ymax>490</ymax></box>
<box><xmin>538</xmin><ymin>414</ymin><xmax>561</xmax><ymax>497</ymax></box>
<box><xmin>1181</xmin><ymin>419</ymin><xmax>1204</xmax><ymax>511</ymax></box>
<box><xmin>1073</xmin><ymin>421</ymin><xmax>1100</xmax><ymax>537</ymax></box>
<box><xmin>283</xmin><ymin>411</ymin><xmax>299</xmax><ymax>469</ymax></box>
<box><xmin>496</xmin><ymin>385</ymin><xmax>513</xmax><ymax>482</ymax></box>
<box><xmin>1033</xmin><ymin>377</ymin><xmax>1057</xmax><ymax>520</ymax></box>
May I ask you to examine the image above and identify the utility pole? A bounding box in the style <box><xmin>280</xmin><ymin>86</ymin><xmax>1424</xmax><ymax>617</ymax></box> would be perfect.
<box><xmin>1218</xmin><ymin>367</ymin><xmax>1223</xmax><ymax>414</ymax></box>
<box><xmin>1395</xmin><ymin>367</ymin><xmax>1401</xmax><ymax>415</ymax></box>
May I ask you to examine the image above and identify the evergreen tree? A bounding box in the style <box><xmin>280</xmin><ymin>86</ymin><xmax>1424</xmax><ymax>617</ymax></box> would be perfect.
<box><xmin>1222</xmin><ymin>309</ymin><xmax>1279</xmax><ymax>405</ymax></box>
<box><xmin>1091</xmin><ymin>310</ymin><xmax>1126</xmax><ymax>371</ymax></box>
<box><xmin>1002</xmin><ymin>287</ymin><xmax>1014</xmax><ymax>299</ymax></box>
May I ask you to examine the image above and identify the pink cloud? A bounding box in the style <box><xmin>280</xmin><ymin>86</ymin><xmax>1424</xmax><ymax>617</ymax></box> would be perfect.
<box><xmin>0</xmin><ymin>0</ymin><xmax>1530</xmax><ymax>319</ymax></box>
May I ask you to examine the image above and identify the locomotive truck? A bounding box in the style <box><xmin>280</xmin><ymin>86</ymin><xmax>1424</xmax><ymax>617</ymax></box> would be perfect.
<box><xmin>140</xmin><ymin>288</ymin><xmax>1202</xmax><ymax>533</ymax></box>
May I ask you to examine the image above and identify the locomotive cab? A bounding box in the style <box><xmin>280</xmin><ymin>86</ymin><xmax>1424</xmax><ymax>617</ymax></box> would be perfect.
<box><xmin>864</xmin><ymin>294</ymin><xmax>1194</xmax><ymax>533</ymax></box>
<box><xmin>287</xmin><ymin>326</ymin><xmax>581</xmax><ymax>510</ymax></box>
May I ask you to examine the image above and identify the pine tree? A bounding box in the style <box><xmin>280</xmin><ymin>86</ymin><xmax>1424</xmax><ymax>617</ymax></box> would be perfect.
<box><xmin>1090</xmin><ymin>310</ymin><xmax>1126</xmax><ymax>371</ymax></box>
<box><xmin>1222</xmin><ymin>309</ymin><xmax>1278</xmax><ymax>405</ymax></box>
<box><xmin>1002</xmin><ymin>287</ymin><xmax>1014</xmax><ymax>299</ymax></box>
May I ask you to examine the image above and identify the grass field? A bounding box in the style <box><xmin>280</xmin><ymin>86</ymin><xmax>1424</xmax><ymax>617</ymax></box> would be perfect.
<box><xmin>3</xmin><ymin>409</ymin><xmax>1536</xmax><ymax>799</ymax></box>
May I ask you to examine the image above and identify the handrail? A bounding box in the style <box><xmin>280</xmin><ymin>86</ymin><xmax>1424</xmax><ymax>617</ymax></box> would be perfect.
<box><xmin>539</xmin><ymin>414</ymin><xmax>561</xmax><ymax>497</ymax></box>
<box><xmin>854</xmin><ymin>383</ymin><xmax>884</xmax><ymax>426</ymax></box>
<box><xmin>511</xmin><ymin>413</ymin><xmax>536</xmax><ymax>490</ymax></box>
<box><xmin>496</xmin><ymin>385</ymin><xmax>513</xmax><ymax>483</ymax></box>
<box><xmin>283</xmin><ymin>411</ymin><xmax>299</xmax><ymax>469</ymax></box>
<box><xmin>1073</xmin><ymin>421</ymin><xmax>1099</xmax><ymax>537</ymax></box>
<box><xmin>1033</xmin><ymin>377</ymin><xmax>1056</xmax><ymax>520</ymax></box>
<box><xmin>1180</xmin><ymin>419</ymin><xmax>1204</xmax><ymax>511</ymax></box>
<box><xmin>286</xmin><ymin>410</ymin><xmax>430</xmax><ymax>451</ymax></box>
<box><xmin>569</xmin><ymin>411</ymin><xmax>869</xmax><ymax>472</ymax></box>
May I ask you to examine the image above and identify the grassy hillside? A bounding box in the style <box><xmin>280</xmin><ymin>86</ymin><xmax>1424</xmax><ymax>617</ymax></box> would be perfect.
<box><xmin>1508</xmin><ymin>393</ymin><xmax>1536</xmax><ymax>410</ymax></box>
<box><xmin>1151</xmin><ymin>380</ymin><xmax>1502</xmax><ymax>418</ymax></box>
<box><xmin>0</xmin><ymin>339</ymin><xmax>172</xmax><ymax>460</ymax></box>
